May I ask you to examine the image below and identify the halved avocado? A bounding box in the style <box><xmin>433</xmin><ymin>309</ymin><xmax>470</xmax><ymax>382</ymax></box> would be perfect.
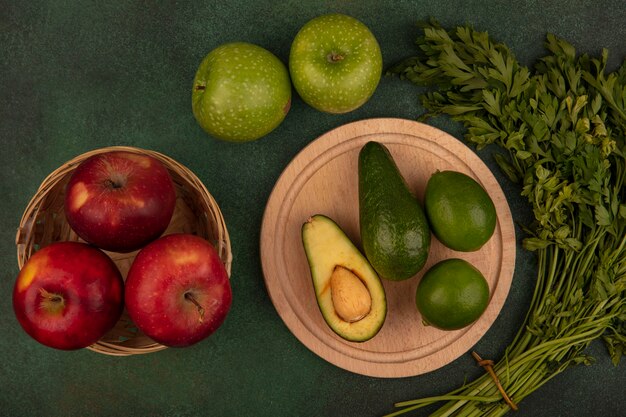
<box><xmin>301</xmin><ymin>214</ymin><xmax>387</xmax><ymax>342</ymax></box>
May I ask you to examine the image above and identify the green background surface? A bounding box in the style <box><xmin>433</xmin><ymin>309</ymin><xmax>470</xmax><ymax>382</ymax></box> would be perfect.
<box><xmin>1</xmin><ymin>1</ymin><xmax>625</xmax><ymax>416</ymax></box>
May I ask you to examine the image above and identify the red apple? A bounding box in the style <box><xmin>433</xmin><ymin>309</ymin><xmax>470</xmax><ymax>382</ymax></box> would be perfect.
<box><xmin>13</xmin><ymin>241</ymin><xmax>124</xmax><ymax>350</ymax></box>
<box><xmin>124</xmin><ymin>233</ymin><xmax>232</xmax><ymax>347</ymax></box>
<box><xmin>64</xmin><ymin>150</ymin><xmax>177</xmax><ymax>253</ymax></box>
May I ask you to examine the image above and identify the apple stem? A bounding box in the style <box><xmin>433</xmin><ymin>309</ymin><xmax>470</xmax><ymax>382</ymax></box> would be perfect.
<box><xmin>327</xmin><ymin>52</ymin><xmax>345</xmax><ymax>63</ymax></box>
<box><xmin>195</xmin><ymin>85</ymin><xmax>206</xmax><ymax>91</ymax></box>
<box><xmin>185</xmin><ymin>292</ymin><xmax>205</xmax><ymax>323</ymax></box>
<box><xmin>104</xmin><ymin>178</ymin><xmax>123</xmax><ymax>189</ymax></box>
<box><xmin>39</xmin><ymin>288</ymin><xmax>65</xmax><ymax>314</ymax></box>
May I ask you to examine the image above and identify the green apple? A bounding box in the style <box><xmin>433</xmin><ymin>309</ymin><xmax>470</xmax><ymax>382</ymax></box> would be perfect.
<box><xmin>192</xmin><ymin>42</ymin><xmax>292</xmax><ymax>142</ymax></box>
<box><xmin>289</xmin><ymin>14</ymin><xmax>383</xmax><ymax>114</ymax></box>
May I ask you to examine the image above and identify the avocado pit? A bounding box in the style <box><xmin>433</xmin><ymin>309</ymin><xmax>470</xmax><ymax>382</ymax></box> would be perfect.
<box><xmin>330</xmin><ymin>265</ymin><xmax>371</xmax><ymax>323</ymax></box>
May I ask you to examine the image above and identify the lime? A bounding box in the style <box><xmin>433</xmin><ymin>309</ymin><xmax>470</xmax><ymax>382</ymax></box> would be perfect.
<box><xmin>424</xmin><ymin>170</ymin><xmax>496</xmax><ymax>252</ymax></box>
<box><xmin>415</xmin><ymin>258</ymin><xmax>489</xmax><ymax>330</ymax></box>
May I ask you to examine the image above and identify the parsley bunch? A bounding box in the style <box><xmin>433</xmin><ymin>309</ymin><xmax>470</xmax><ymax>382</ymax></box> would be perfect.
<box><xmin>386</xmin><ymin>20</ymin><xmax>626</xmax><ymax>416</ymax></box>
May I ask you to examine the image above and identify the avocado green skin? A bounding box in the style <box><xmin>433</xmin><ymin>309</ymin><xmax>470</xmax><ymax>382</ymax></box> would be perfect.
<box><xmin>358</xmin><ymin>141</ymin><xmax>431</xmax><ymax>281</ymax></box>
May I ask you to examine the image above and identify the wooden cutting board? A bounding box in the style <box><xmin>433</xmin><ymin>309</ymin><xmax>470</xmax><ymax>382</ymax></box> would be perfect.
<box><xmin>260</xmin><ymin>118</ymin><xmax>516</xmax><ymax>378</ymax></box>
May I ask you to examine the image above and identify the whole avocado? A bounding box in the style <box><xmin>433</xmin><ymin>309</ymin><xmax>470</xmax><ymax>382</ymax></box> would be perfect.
<box><xmin>358</xmin><ymin>141</ymin><xmax>430</xmax><ymax>280</ymax></box>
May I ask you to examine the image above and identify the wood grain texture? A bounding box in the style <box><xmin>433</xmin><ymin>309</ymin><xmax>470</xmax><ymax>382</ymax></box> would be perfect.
<box><xmin>260</xmin><ymin>118</ymin><xmax>516</xmax><ymax>378</ymax></box>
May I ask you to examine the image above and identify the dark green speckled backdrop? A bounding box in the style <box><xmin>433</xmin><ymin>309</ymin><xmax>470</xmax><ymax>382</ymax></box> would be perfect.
<box><xmin>1</xmin><ymin>1</ymin><xmax>624</xmax><ymax>416</ymax></box>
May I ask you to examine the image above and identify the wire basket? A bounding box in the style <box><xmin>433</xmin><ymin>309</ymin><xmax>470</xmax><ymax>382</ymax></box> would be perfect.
<box><xmin>15</xmin><ymin>146</ymin><xmax>232</xmax><ymax>356</ymax></box>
